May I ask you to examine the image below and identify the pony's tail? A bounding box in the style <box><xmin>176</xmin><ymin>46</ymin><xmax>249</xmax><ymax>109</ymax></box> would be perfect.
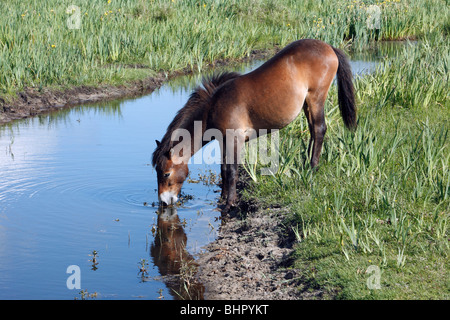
<box><xmin>332</xmin><ymin>47</ymin><xmax>357</xmax><ymax>130</ymax></box>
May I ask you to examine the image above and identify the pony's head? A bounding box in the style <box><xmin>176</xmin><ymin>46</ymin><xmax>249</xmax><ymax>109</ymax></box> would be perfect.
<box><xmin>152</xmin><ymin>71</ymin><xmax>241</xmax><ymax>206</ymax></box>
<box><xmin>153</xmin><ymin>140</ymin><xmax>189</xmax><ymax>206</ymax></box>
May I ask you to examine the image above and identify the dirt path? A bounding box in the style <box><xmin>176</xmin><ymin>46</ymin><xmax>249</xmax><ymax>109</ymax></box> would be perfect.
<box><xmin>194</xmin><ymin>176</ymin><xmax>324</xmax><ymax>300</ymax></box>
<box><xmin>195</xmin><ymin>208</ymin><xmax>299</xmax><ymax>299</ymax></box>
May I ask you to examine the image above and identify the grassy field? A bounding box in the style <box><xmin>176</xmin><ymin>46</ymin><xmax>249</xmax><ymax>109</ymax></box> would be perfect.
<box><xmin>241</xmin><ymin>33</ymin><xmax>449</xmax><ymax>299</ymax></box>
<box><xmin>0</xmin><ymin>0</ymin><xmax>448</xmax><ymax>100</ymax></box>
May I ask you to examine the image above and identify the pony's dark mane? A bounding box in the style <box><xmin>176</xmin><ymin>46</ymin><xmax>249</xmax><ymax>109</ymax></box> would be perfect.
<box><xmin>152</xmin><ymin>71</ymin><xmax>240</xmax><ymax>169</ymax></box>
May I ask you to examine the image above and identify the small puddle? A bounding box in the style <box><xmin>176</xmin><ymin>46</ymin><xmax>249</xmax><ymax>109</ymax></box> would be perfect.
<box><xmin>0</xmin><ymin>41</ymin><xmax>407</xmax><ymax>299</ymax></box>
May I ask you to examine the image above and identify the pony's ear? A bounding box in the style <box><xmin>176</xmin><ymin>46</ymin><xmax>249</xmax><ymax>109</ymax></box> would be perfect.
<box><xmin>155</xmin><ymin>140</ymin><xmax>161</xmax><ymax>147</ymax></box>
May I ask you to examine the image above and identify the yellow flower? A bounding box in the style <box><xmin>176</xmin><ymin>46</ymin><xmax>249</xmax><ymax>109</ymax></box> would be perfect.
<box><xmin>108</xmin><ymin>0</ymin><xmax>111</xmax><ymax>4</ymax></box>
<box><xmin>51</xmin><ymin>45</ymin><xmax>56</xmax><ymax>48</ymax></box>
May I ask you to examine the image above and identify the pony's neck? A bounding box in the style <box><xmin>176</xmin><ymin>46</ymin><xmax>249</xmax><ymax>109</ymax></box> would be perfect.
<box><xmin>171</xmin><ymin>117</ymin><xmax>208</xmax><ymax>164</ymax></box>
<box><xmin>153</xmin><ymin>71</ymin><xmax>241</xmax><ymax>169</ymax></box>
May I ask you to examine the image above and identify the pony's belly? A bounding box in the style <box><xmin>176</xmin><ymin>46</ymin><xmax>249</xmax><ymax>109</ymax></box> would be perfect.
<box><xmin>252</xmin><ymin>95</ymin><xmax>305</xmax><ymax>131</ymax></box>
<box><xmin>271</xmin><ymin>109</ymin><xmax>302</xmax><ymax>129</ymax></box>
<box><xmin>251</xmin><ymin>109</ymin><xmax>301</xmax><ymax>131</ymax></box>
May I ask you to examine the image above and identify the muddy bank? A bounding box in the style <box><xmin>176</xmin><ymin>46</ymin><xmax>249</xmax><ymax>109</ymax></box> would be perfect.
<box><xmin>0</xmin><ymin>76</ymin><xmax>166</xmax><ymax>125</ymax></box>
<box><xmin>0</xmin><ymin>49</ymin><xmax>277</xmax><ymax>125</ymax></box>
<box><xmin>195</xmin><ymin>207</ymin><xmax>300</xmax><ymax>300</ymax></box>
<box><xmin>195</xmin><ymin>175</ymin><xmax>324</xmax><ymax>300</ymax></box>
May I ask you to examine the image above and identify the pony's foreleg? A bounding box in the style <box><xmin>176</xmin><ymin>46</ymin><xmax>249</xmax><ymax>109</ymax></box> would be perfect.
<box><xmin>224</xmin><ymin>162</ymin><xmax>238</xmax><ymax>211</ymax></box>
<box><xmin>222</xmin><ymin>134</ymin><xmax>243</xmax><ymax>211</ymax></box>
<box><xmin>220</xmin><ymin>162</ymin><xmax>228</xmax><ymax>200</ymax></box>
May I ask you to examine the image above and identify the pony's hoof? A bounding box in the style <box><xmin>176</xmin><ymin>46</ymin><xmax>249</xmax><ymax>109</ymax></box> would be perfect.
<box><xmin>222</xmin><ymin>201</ymin><xmax>237</xmax><ymax>214</ymax></box>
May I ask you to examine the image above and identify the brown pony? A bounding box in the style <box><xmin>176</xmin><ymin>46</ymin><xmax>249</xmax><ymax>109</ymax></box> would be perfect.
<box><xmin>152</xmin><ymin>39</ymin><xmax>356</xmax><ymax>211</ymax></box>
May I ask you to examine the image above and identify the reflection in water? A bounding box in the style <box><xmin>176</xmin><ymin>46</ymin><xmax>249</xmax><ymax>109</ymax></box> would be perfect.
<box><xmin>0</xmin><ymin>100</ymin><xmax>124</xmax><ymax>137</ymax></box>
<box><xmin>151</xmin><ymin>206</ymin><xmax>205</xmax><ymax>300</ymax></box>
<box><xmin>348</xmin><ymin>40</ymin><xmax>417</xmax><ymax>75</ymax></box>
<box><xmin>351</xmin><ymin>40</ymin><xmax>416</xmax><ymax>61</ymax></box>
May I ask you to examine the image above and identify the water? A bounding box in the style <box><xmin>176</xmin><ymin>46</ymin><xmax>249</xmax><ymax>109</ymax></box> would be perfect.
<box><xmin>0</xmin><ymin>43</ymin><xmax>405</xmax><ymax>300</ymax></box>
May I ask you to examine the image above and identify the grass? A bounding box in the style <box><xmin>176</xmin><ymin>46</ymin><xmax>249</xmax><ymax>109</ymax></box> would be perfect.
<box><xmin>240</xmin><ymin>32</ymin><xmax>449</xmax><ymax>299</ymax></box>
<box><xmin>1</xmin><ymin>0</ymin><xmax>448</xmax><ymax>101</ymax></box>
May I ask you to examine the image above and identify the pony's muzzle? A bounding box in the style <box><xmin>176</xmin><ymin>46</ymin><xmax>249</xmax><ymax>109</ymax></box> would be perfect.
<box><xmin>159</xmin><ymin>191</ymin><xmax>178</xmax><ymax>206</ymax></box>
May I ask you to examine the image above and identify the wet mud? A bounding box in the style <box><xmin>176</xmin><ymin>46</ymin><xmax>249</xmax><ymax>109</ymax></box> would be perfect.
<box><xmin>194</xmin><ymin>174</ymin><xmax>324</xmax><ymax>300</ymax></box>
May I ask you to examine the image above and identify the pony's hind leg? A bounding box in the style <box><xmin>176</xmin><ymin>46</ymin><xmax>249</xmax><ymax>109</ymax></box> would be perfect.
<box><xmin>305</xmin><ymin>93</ymin><xmax>327</xmax><ymax>169</ymax></box>
<box><xmin>303</xmin><ymin>101</ymin><xmax>314</xmax><ymax>161</ymax></box>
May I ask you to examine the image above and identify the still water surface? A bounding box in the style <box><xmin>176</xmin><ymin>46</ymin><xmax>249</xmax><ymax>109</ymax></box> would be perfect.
<box><xmin>0</xmin><ymin>43</ymin><xmax>405</xmax><ymax>299</ymax></box>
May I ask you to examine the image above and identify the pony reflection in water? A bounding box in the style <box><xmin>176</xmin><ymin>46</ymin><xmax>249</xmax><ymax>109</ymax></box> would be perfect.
<box><xmin>152</xmin><ymin>39</ymin><xmax>356</xmax><ymax>211</ymax></box>
<box><xmin>150</xmin><ymin>206</ymin><xmax>204</xmax><ymax>300</ymax></box>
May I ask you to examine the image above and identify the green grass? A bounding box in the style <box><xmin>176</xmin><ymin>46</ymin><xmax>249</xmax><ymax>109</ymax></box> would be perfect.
<box><xmin>1</xmin><ymin>0</ymin><xmax>448</xmax><ymax>101</ymax></box>
<box><xmin>241</xmin><ymin>33</ymin><xmax>449</xmax><ymax>299</ymax></box>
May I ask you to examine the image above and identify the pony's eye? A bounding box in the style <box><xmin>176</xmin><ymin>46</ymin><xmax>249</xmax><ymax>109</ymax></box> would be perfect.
<box><xmin>164</xmin><ymin>172</ymin><xmax>171</xmax><ymax>178</ymax></box>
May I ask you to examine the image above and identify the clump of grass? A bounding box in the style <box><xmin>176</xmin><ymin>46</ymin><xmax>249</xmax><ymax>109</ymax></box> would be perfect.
<box><xmin>138</xmin><ymin>258</ymin><xmax>149</xmax><ymax>282</ymax></box>
<box><xmin>88</xmin><ymin>250</ymin><xmax>99</xmax><ymax>271</ymax></box>
<box><xmin>76</xmin><ymin>289</ymin><xmax>98</xmax><ymax>300</ymax></box>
